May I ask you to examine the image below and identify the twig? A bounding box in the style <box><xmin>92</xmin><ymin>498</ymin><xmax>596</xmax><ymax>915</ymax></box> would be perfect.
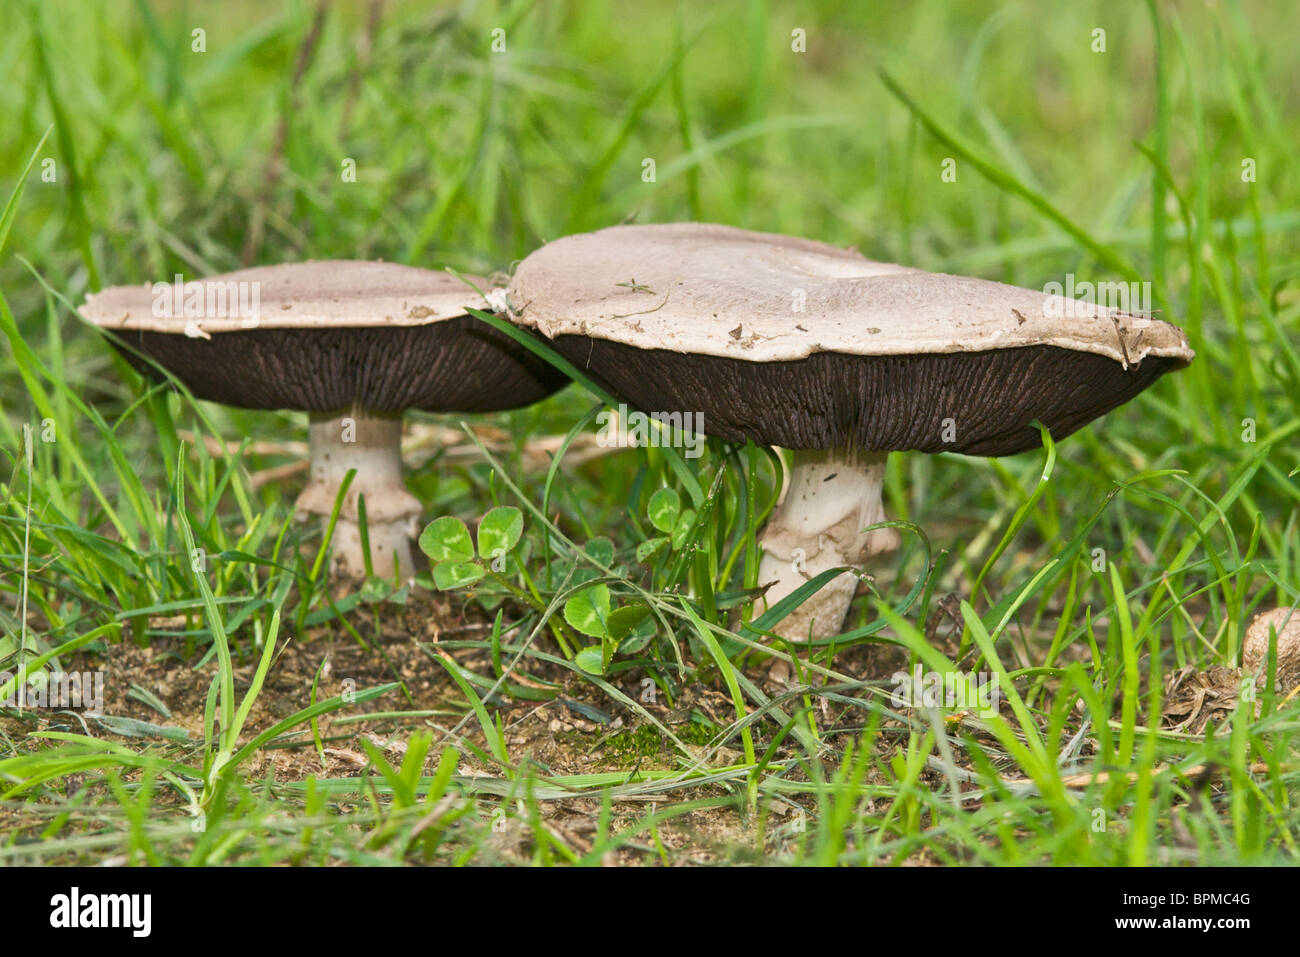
<box><xmin>242</xmin><ymin>1</ymin><xmax>331</xmax><ymax>265</ymax></box>
<box><xmin>339</xmin><ymin>0</ymin><xmax>384</xmax><ymax>140</ymax></box>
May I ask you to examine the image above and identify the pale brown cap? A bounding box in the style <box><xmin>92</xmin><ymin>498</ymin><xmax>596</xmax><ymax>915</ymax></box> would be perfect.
<box><xmin>1244</xmin><ymin>607</ymin><xmax>1300</xmax><ymax>676</ymax></box>
<box><xmin>508</xmin><ymin>223</ymin><xmax>1194</xmax><ymax>455</ymax></box>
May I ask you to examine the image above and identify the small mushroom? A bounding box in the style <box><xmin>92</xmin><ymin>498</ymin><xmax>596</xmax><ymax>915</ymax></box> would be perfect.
<box><xmin>81</xmin><ymin>260</ymin><xmax>566</xmax><ymax>580</ymax></box>
<box><xmin>1243</xmin><ymin>606</ymin><xmax>1300</xmax><ymax>683</ymax></box>
<box><xmin>509</xmin><ymin>223</ymin><xmax>1194</xmax><ymax>641</ymax></box>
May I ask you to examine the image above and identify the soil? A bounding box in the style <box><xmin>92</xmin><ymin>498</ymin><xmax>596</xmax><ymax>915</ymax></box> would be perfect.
<box><xmin>0</xmin><ymin>585</ymin><xmax>1027</xmax><ymax>863</ymax></box>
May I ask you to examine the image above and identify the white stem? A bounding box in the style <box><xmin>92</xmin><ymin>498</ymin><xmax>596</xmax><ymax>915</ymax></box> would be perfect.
<box><xmin>757</xmin><ymin>448</ymin><xmax>892</xmax><ymax>642</ymax></box>
<box><xmin>293</xmin><ymin>410</ymin><xmax>423</xmax><ymax>580</ymax></box>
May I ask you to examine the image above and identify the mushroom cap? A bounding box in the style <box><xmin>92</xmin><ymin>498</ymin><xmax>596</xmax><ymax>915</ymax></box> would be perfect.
<box><xmin>509</xmin><ymin>223</ymin><xmax>1194</xmax><ymax>455</ymax></box>
<box><xmin>81</xmin><ymin>261</ymin><xmax>567</xmax><ymax>413</ymax></box>
<box><xmin>1243</xmin><ymin>607</ymin><xmax>1300</xmax><ymax>675</ymax></box>
<box><xmin>82</xmin><ymin>260</ymin><xmax>492</xmax><ymax>334</ymax></box>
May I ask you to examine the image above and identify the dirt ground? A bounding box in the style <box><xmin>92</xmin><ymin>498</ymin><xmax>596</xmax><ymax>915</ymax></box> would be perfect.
<box><xmin>13</xmin><ymin>580</ymin><xmax>1209</xmax><ymax>863</ymax></box>
<box><xmin>1</xmin><ymin>587</ymin><xmax>944</xmax><ymax>861</ymax></box>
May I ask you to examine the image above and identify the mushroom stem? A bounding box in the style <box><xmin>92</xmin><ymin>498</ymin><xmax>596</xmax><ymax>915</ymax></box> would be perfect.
<box><xmin>294</xmin><ymin>409</ymin><xmax>423</xmax><ymax>580</ymax></box>
<box><xmin>757</xmin><ymin>448</ymin><xmax>892</xmax><ymax>642</ymax></box>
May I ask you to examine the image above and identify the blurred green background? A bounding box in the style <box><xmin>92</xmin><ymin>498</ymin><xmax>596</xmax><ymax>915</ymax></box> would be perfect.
<box><xmin>3</xmin><ymin>0</ymin><xmax>1298</xmax><ymax>574</ymax></box>
<box><xmin>5</xmin><ymin>0</ymin><xmax>1298</xmax><ymax>568</ymax></box>
<box><xmin>1</xmin><ymin>0</ymin><xmax>1298</xmax><ymax>867</ymax></box>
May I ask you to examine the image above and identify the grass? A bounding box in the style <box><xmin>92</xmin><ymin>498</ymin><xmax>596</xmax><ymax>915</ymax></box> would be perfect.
<box><xmin>0</xmin><ymin>0</ymin><xmax>1297</xmax><ymax>866</ymax></box>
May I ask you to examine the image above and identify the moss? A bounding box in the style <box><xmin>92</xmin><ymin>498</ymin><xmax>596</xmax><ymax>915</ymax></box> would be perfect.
<box><xmin>601</xmin><ymin>724</ymin><xmax>664</xmax><ymax>766</ymax></box>
<box><xmin>676</xmin><ymin>717</ymin><xmax>718</xmax><ymax>746</ymax></box>
<box><xmin>600</xmin><ymin>713</ymin><xmax>718</xmax><ymax>766</ymax></box>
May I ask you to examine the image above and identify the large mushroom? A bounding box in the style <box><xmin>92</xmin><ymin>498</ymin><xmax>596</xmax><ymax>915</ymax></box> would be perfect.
<box><xmin>507</xmin><ymin>223</ymin><xmax>1194</xmax><ymax>642</ymax></box>
<box><xmin>81</xmin><ymin>260</ymin><xmax>566</xmax><ymax>580</ymax></box>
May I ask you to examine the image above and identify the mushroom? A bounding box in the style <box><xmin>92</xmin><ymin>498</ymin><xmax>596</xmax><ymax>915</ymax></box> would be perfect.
<box><xmin>1243</xmin><ymin>606</ymin><xmax>1300</xmax><ymax>684</ymax></box>
<box><xmin>508</xmin><ymin>222</ymin><xmax>1194</xmax><ymax>641</ymax></box>
<box><xmin>81</xmin><ymin>260</ymin><xmax>566</xmax><ymax>580</ymax></box>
